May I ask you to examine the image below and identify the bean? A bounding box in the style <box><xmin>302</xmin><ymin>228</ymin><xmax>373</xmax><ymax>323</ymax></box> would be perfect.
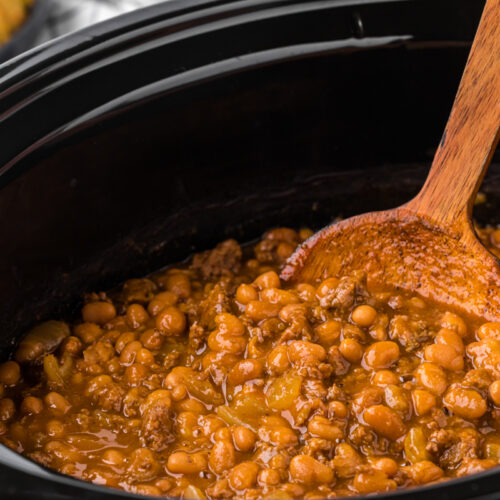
<box><xmin>258</xmin><ymin>468</ymin><xmax>281</xmax><ymax>486</ymax></box>
<box><xmin>443</xmin><ymin>386</ymin><xmax>487</xmax><ymax>419</ymax></box>
<box><xmin>199</xmin><ymin>414</ymin><xmax>225</xmax><ymax>437</ymax></box>
<box><xmin>384</xmin><ymin>385</ymin><xmax>409</xmax><ymax>413</ymax></box>
<box><xmin>135</xmin><ymin>485</ymin><xmax>162</xmax><ymax>496</ymax></box>
<box><xmin>155</xmin><ymin>307</ymin><xmax>186</xmax><ymax>336</ymax></box>
<box><xmin>164</xmin><ymin>273</ymin><xmax>191</xmax><ymax>299</ymax></box>
<box><xmin>45</xmin><ymin>441</ymin><xmax>81</xmax><ymax>463</ymax></box>
<box><xmin>258</xmin><ymin>425</ymin><xmax>298</xmax><ymax>446</ymax></box>
<box><xmin>120</xmin><ymin>341</ymin><xmax>142</xmax><ymax>365</ymax></box>
<box><xmin>477</xmin><ymin>322</ymin><xmax>500</xmax><ymax>341</ymax></box>
<box><xmin>276</xmin><ymin>241</ymin><xmax>295</xmax><ymax>260</ymax></box>
<box><xmin>0</xmin><ymin>398</ymin><xmax>15</xmax><ymax>421</ymax></box>
<box><xmin>102</xmin><ymin>449</ymin><xmax>125</xmax><ymax>466</ymax></box>
<box><xmin>176</xmin><ymin>412</ymin><xmax>198</xmax><ymax>439</ymax></box>
<box><xmin>339</xmin><ymin>338</ymin><xmax>364</xmax><ymax>363</ymax></box>
<box><xmin>246</xmin><ymin>301</ymin><xmax>281</xmax><ymax>321</ymax></box>
<box><xmin>307</xmin><ymin>416</ymin><xmax>343</xmax><ymax>441</ymax></box>
<box><xmin>73</xmin><ymin>323</ymin><xmax>102</xmax><ymax>344</ymax></box>
<box><xmin>412</xmin><ymin>389</ymin><xmax>436</xmax><ymax>416</ymax></box>
<box><xmin>424</xmin><ymin>344</ymin><xmax>463</xmax><ymax>371</ymax></box>
<box><xmin>44</xmin><ymin>392</ymin><xmax>71</xmax><ymax>415</ymax></box>
<box><xmin>61</xmin><ymin>336</ymin><xmax>82</xmax><ymax>356</ymax></box>
<box><xmin>299</xmin><ymin>228</ymin><xmax>314</xmax><ymax>240</ymax></box>
<box><xmin>289</xmin><ymin>455</ymin><xmax>334</xmax><ymax>486</ymax></box>
<box><xmin>20</xmin><ymin>396</ymin><xmax>43</xmax><ymax>415</ymax></box>
<box><xmin>266</xmin><ymin>345</ymin><xmax>290</xmax><ymax>375</ymax></box>
<box><xmin>209</xmin><ymin>440</ymin><xmax>236</xmax><ymax>474</ymax></box>
<box><xmin>315</xmin><ymin>320</ymin><xmax>342</xmax><ymax>347</ymax></box>
<box><xmin>139</xmin><ymin>329</ymin><xmax>164</xmax><ymax>350</ymax></box>
<box><xmin>369</xmin><ymin>325</ymin><xmax>388</xmax><ymax>341</ymax></box>
<box><xmin>0</xmin><ymin>361</ymin><xmax>20</xmax><ymax>386</ymax></box>
<box><xmin>363</xmin><ymin>405</ymin><xmax>406</xmax><ymax>440</ymax></box>
<box><xmin>435</xmin><ymin>328</ymin><xmax>464</xmax><ymax>354</ymax></box>
<box><xmin>295</xmin><ymin>283</ymin><xmax>316</xmax><ymax>302</ymax></box>
<box><xmin>82</xmin><ymin>301</ymin><xmax>116</xmax><ymax>325</ymax></box>
<box><xmin>328</xmin><ymin>401</ymin><xmax>348</xmax><ymax>419</ymax></box>
<box><xmin>126</xmin><ymin>304</ymin><xmax>149</xmax><ymax>329</ymax></box>
<box><xmin>261</xmin><ymin>288</ymin><xmax>299</xmax><ymax>306</ymax></box>
<box><xmin>148</xmin><ymin>292</ymin><xmax>178</xmax><ymax>316</ymax></box>
<box><xmin>353</xmin><ymin>470</ymin><xmax>396</xmax><ymax>494</ymax></box>
<box><xmin>136</xmin><ymin>348</ymin><xmax>155</xmax><ymax>365</ymax></box>
<box><xmin>216</xmin><ymin>313</ymin><xmax>245</xmax><ymax>336</ymax></box>
<box><xmin>227</xmin><ymin>359</ymin><xmax>263</xmax><ymax>386</ymax></box>
<box><xmin>115</xmin><ymin>331</ymin><xmax>137</xmax><ymax>354</ymax></box>
<box><xmin>489</xmin><ymin>380</ymin><xmax>500</xmax><ymax>405</ymax></box>
<box><xmin>441</xmin><ymin>312</ymin><xmax>466</xmax><ymax>337</ymax></box>
<box><xmin>156</xmin><ymin>479</ymin><xmax>173</xmax><ymax>493</ymax></box>
<box><xmin>352</xmin><ymin>305</ymin><xmax>377</xmax><ymax>327</ymax></box>
<box><xmin>316</xmin><ymin>278</ymin><xmax>340</xmax><ymax>298</ymax></box>
<box><xmin>288</xmin><ymin>341</ymin><xmax>326</xmax><ymax>365</ymax></box>
<box><xmin>46</xmin><ymin>419</ymin><xmax>65</xmax><ymax>438</ymax></box>
<box><xmin>253</xmin><ymin>271</ymin><xmax>281</xmax><ymax>290</ymax></box>
<box><xmin>415</xmin><ymin>362</ymin><xmax>447</xmax><ymax>396</ymax></box>
<box><xmin>372</xmin><ymin>370</ymin><xmax>400</xmax><ymax>386</ymax></box>
<box><xmin>363</xmin><ymin>341</ymin><xmax>400</xmax><ymax>370</ymax></box>
<box><xmin>236</xmin><ymin>284</ymin><xmax>258</xmax><ymax>305</ymax></box>
<box><xmin>405</xmin><ymin>461</ymin><xmax>444</xmax><ymax>485</ymax></box>
<box><xmin>228</xmin><ymin>462</ymin><xmax>260</xmax><ymax>490</ymax></box>
<box><xmin>232</xmin><ymin>426</ymin><xmax>256</xmax><ymax>452</ymax></box>
<box><xmin>371</xmin><ymin>457</ymin><xmax>398</xmax><ymax>477</ymax></box>
<box><xmin>15</xmin><ymin>321</ymin><xmax>70</xmax><ymax>362</ymax></box>
<box><xmin>207</xmin><ymin>331</ymin><xmax>246</xmax><ymax>355</ymax></box>
<box><xmin>167</xmin><ymin>451</ymin><xmax>207</xmax><ymax>474</ymax></box>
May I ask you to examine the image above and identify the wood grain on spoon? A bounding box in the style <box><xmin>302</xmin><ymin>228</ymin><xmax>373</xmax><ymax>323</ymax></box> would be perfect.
<box><xmin>281</xmin><ymin>0</ymin><xmax>500</xmax><ymax>320</ymax></box>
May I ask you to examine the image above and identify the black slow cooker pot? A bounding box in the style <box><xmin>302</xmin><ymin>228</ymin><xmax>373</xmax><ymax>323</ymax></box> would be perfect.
<box><xmin>0</xmin><ymin>0</ymin><xmax>498</xmax><ymax>498</ymax></box>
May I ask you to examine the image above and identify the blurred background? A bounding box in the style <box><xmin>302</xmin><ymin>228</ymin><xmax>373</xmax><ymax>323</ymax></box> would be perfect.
<box><xmin>0</xmin><ymin>0</ymin><xmax>166</xmax><ymax>62</ymax></box>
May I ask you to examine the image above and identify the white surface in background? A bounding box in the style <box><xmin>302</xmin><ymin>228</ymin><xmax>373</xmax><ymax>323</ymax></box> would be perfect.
<box><xmin>35</xmin><ymin>0</ymin><xmax>167</xmax><ymax>45</ymax></box>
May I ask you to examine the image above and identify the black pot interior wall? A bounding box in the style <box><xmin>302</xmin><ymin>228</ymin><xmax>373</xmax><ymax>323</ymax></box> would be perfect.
<box><xmin>0</xmin><ymin>41</ymin><xmax>498</xmax><ymax>357</ymax></box>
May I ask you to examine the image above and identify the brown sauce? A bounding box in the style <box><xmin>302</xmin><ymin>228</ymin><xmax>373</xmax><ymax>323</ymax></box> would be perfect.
<box><xmin>1</xmin><ymin>226</ymin><xmax>500</xmax><ymax>498</ymax></box>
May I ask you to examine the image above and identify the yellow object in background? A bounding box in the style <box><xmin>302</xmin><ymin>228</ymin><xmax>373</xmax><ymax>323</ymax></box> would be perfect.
<box><xmin>0</xmin><ymin>0</ymin><xmax>33</xmax><ymax>44</ymax></box>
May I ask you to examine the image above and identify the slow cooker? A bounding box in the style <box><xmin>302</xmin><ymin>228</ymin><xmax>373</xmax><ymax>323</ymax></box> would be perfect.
<box><xmin>0</xmin><ymin>0</ymin><xmax>498</xmax><ymax>498</ymax></box>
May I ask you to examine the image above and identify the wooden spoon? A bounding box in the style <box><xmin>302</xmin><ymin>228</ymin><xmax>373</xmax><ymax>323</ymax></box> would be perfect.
<box><xmin>281</xmin><ymin>0</ymin><xmax>500</xmax><ymax>321</ymax></box>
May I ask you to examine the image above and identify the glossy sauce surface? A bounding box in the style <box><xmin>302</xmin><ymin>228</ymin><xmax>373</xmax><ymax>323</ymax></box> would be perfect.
<box><xmin>2</xmin><ymin>226</ymin><xmax>500</xmax><ymax>498</ymax></box>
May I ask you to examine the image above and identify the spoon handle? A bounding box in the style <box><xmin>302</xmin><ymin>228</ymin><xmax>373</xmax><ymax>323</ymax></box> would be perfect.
<box><xmin>407</xmin><ymin>0</ymin><xmax>499</xmax><ymax>232</ymax></box>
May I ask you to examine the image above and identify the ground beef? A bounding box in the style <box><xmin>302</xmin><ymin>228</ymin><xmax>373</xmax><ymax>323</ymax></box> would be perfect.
<box><xmin>191</xmin><ymin>239</ymin><xmax>242</xmax><ymax>280</ymax></box>
<box><xmin>188</xmin><ymin>323</ymin><xmax>206</xmax><ymax>352</ymax></box>
<box><xmin>199</xmin><ymin>282</ymin><xmax>232</xmax><ymax>329</ymax></box>
<box><xmin>254</xmin><ymin>228</ymin><xmax>299</xmax><ymax>265</ymax></box>
<box><xmin>319</xmin><ymin>276</ymin><xmax>357</xmax><ymax>310</ymax></box>
<box><xmin>389</xmin><ymin>316</ymin><xmax>430</xmax><ymax>351</ymax></box>
<box><xmin>28</xmin><ymin>451</ymin><xmax>53</xmax><ymax>467</ymax></box>
<box><xmin>426</xmin><ymin>428</ymin><xmax>480</xmax><ymax>470</ymax></box>
<box><xmin>90</xmin><ymin>382</ymin><xmax>124</xmax><ymax>413</ymax></box>
<box><xmin>327</xmin><ymin>346</ymin><xmax>350</xmax><ymax>376</ymax></box>
<box><xmin>141</xmin><ymin>399</ymin><xmax>174</xmax><ymax>452</ymax></box>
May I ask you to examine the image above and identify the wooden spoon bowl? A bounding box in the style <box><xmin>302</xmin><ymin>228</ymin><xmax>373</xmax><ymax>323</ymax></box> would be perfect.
<box><xmin>281</xmin><ymin>0</ymin><xmax>500</xmax><ymax>321</ymax></box>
